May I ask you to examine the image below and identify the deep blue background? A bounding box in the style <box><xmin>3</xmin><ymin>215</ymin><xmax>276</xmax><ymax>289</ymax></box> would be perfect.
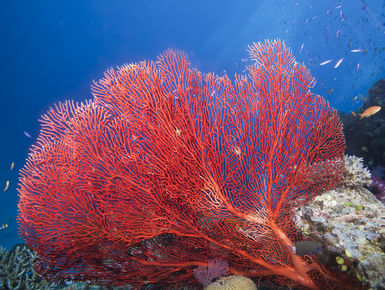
<box><xmin>0</xmin><ymin>0</ymin><xmax>384</xmax><ymax>249</ymax></box>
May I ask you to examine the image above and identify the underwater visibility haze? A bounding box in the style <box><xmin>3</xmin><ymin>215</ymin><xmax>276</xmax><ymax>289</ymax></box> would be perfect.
<box><xmin>1</xmin><ymin>0</ymin><xmax>385</xmax><ymax>289</ymax></box>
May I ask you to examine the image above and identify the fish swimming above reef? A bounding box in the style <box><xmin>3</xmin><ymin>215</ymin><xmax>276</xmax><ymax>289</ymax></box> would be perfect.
<box><xmin>334</xmin><ymin>58</ymin><xmax>343</xmax><ymax>69</ymax></box>
<box><xmin>2</xmin><ymin>180</ymin><xmax>9</xmax><ymax>192</ymax></box>
<box><xmin>359</xmin><ymin>106</ymin><xmax>381</xmax><ymax>119</ymax></box>
<box><xmin>292</xmin><ymin>241</ymin><xmax>323</xmax><ymax>256</ymax></box>
<box><xmin>320</xmin><ymin>59</ymin><xmax>333</xmax><ymax>66</ymax></box>
<box><xmin>351</xmin><ymin>49</ymin><xmax>364</xmax><ymax>53</ymax></box>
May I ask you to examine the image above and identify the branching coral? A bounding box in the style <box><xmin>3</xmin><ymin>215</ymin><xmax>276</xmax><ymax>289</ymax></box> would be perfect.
<box><xmin>340</xmin><ymin>155</ymin><xmax>371</xmax><ymax>188</ymax></box>
<box><xmin>0</xmin><ymin>244</ymin><xmax>55</xmax><ymax>290</ymax></box>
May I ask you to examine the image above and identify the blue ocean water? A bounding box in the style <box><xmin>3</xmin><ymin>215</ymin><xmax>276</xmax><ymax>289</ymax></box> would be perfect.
<box><xmin>0</xmin><ymin>0</ymin><xmax>384</xmax><ymax>254</ymax></box>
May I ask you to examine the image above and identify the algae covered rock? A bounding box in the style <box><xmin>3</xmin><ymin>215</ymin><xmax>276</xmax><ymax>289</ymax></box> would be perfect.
<box><xmin>295</xmin><ymin>157</ymin><xmax>385</xmax><ymax>289</ymax></box>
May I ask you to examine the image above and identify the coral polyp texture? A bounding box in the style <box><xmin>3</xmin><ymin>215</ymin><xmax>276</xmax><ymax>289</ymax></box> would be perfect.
<box><xmin>18</xmin><ymin>40</ymin><xmax>347</xmax><ymax>289</ymax></box>
<box><xmin>341</xmin><ymin>155</ymin><xmax>371</xmax><ymax>188</ymax></box>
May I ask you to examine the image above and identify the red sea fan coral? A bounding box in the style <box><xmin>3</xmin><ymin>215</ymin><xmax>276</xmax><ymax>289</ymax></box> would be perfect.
<box><xmin>18</xmin><ymin>40</ymin><xmax>346</xmax><ymax>289</ymax></box>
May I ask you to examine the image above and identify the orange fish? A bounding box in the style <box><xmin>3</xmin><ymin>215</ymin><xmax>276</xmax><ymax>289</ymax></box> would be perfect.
<box><xmin>359</xmin><ymin>106</ymin><xmax>381</xmax><ymax>119</ymax></box>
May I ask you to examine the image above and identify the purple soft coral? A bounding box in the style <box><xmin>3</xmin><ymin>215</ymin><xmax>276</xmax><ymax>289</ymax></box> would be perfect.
<box><xmin>193</xmin><ymin>259</ymin><xmax>230</xmax><ymax>287</ymax></box>
<box><xmin>370</xmin><ymin>174</ymin><xmax>385</xmax><ymax>204</ymax></box>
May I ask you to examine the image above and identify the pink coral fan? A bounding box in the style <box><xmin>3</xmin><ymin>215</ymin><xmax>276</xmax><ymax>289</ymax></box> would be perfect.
<box><xmin>370</xmin><ymin>174</ymin><xmax>385</xmax><ymax>204</ymax></box>
<box><xmin>193</xmin><ymin>259</ymin><xmax>230</xmax><ymax>287</ymax></box>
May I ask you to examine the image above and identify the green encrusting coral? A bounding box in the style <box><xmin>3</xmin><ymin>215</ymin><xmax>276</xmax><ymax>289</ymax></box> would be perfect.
<box><xmin>0</xmin><ymin>244</ymin><xmax>54</xmax><ymax>289</ymax></box>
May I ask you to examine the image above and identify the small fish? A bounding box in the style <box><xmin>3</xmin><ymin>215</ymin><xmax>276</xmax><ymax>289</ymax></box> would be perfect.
<box><xmin>361</xmin><ymin>146</ymin><xmax>369</xmax><ymax>152</ymax></box>
<box><xmin>175</xmin><ymin>128</ymin><xmax>181</xmax><ymax>137</ymax></box>
<box><xmin>352</xmin><ymin>96</ymin><xmax>358</xmax><ymax>102</ymax></box>
<box><xmin>320</xmin><ymin>59</ymin><xmax>333</xmax><ymax>66</ymax></box>
<box><xmin>356</xmin><ymin>63</ymin><xmax>360</xmax><ymax>72</ymax></box>
<box><xmin>299</xmin><ymin>43</ymin><xmax>304</xmax><ymax>54</ymax></box>
<box><xmin>23</xmin><ymin>131</ymin><xmax>32</xmax><ymax>138</ymax></box>
<box><xmin>351</xmin><ymin>49</ymin><xmax>364</xmax><ymax>53</ymax></box>
<box><xmin>0</xmin><ymin>223</ymin><xmax>8</xmax><ymax>230</ymax></box>
<box><xmin>351</xmin><ymin>111</ymin><xmax>357</xmax><ymax>117</ymax></box>
<box><xmin>359</xmin><ymin>95</ymin><xmax>368</xmax><ymax>102</ymax></box>
<box><xmin>335</xmin><ymin>29</ymin><xmax>342</xmax><ymax>38</ymax></box>
<box><xmin>359</xmin><ymin>106</ymin><xmax>381</xmax><ymax>119</ymax></box>
<box><xmin>328</xmin><ymin>88</ymin><xmax>334</xmax><ymax>94</ymax></box>
<box><xmin>292</xmin><ymin>241</ymin><xmax>322</xmax><ymax>256</ymax></box>
<box><xmin>10</xmin><ymin>162</ymin><xmax>14</xmax><ymax>171</ymax></box>
<box><xmin>2</xmin><ymin>180</ymin><xmax>9</xmax><ymax>192</ymax></box>
<box><xmin>334</xmin><ymin>58</ymin><xmax>343</xmax><ymax>69</ymax></box>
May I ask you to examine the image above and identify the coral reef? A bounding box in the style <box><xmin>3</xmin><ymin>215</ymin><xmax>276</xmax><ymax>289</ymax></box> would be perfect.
<box><xmin>0</xmin><ymin>244</ymin><xmax>55</xmax><ymax>289</ymax></box>
<box><xmin>193</xmin><ymin>259</ymin><xmax>229</xmax><ymax>287</ymax></box>
<box><xmin>205</xmin><ymin>275</ymin><xmax>257</xmax><ymax>290</ymax></box>
<box><xmin>340</xmin><ymin>155</ymin><xmax>371</xmax><ymax>188</ymax></box>
<box><xmin>341</xmin><ymin>78</ymin><xmax>385</xmax><ymax>171</ymax></box>
<box><xmin>295</xmin><ymin>156</ymin><xmax>385</xmax><ymax>289</ymax></box>
<box><xmin>17</xmin><ymin>40</ymin><xmax>347</xmax><ymax>288</ymax></box>
<box><xmin>370</xmin><ymin>174</ymin><xmax>385</xmax><ymax>204</ymax></box>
